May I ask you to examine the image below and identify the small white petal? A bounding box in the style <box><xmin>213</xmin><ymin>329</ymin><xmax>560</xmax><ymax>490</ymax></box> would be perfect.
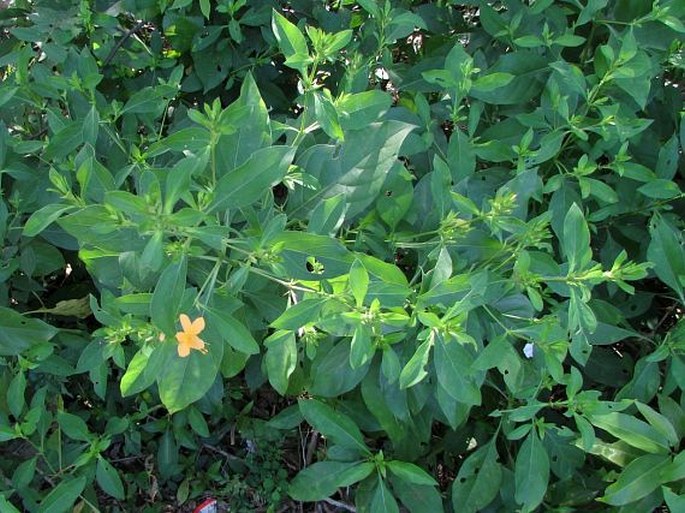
<box><xmin>523</xmin><ymin>343</ymin><xmax>535</xmax><ymax>359</ymax></box>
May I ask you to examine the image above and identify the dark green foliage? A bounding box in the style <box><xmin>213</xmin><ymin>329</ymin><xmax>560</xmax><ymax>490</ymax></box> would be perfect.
<box><xmin>0</xmin><ymin>0</ymin><xmax>684</xmax><ymax>511</ymax></box>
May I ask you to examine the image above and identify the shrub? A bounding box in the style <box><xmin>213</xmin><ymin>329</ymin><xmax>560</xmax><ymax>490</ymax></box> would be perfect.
<box><xmin>0</xmin><ymin>0</ymin><xmax>684</xmax><ymax>511</ymax></box>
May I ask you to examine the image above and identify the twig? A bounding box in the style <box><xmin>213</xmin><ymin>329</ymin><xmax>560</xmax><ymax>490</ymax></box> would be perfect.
<box><xmin>201</xmin><ymin>443</ymin><xmax>240</xmax><ymax>461</ymax></box>
<box><xmin>304</xmin><ymin>430</ymin><xmax>319</xmax><ymax>466</ymax></box>
<box><xmin>322</xmin><ymin>497</ymin><xmax>356</xmax><ymax>512</ymax></box>
<box><xmin>102</xmin><ymin>20</ymin><xmax>146</xmax><ymax>67</ymax></box>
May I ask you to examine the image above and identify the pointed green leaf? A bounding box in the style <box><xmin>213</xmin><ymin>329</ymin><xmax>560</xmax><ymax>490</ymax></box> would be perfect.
<box><xmin>264</xmin><ymin>330</ymin><xmax>297</xmax><ymax>395</ymax></box>
<box><xmin>37</xmin><ymin>476</ymin><xmax>86</xmax><ymax>513</ymax></box>
<box><xmin>387</xmin><ymin>461</ymin><xmax>437</xmax><ymax>486</ymax></box>
<box><xmin>563</xmin><ymin>203</ymin><xmax>591</xmax><ymax>272</ymax></box>
<box><xmin>350</xmin><ymin>323</ymin><xmax>374</xmax><ymax>369</ymax></box>
<box><xmin>0</xmin><ymin>496</ymin><xmax>21</xmax><ymax>513</ymax></box>
<box><xmin>647</xmin><ymin>216</ymin><xmax>685</xmax><ymax>303</ymax></box>
<box><xmin>434</xmin><ymin>333</ymin><xmax>481</xmax><ymax>406</ymax></box>
<box><xmin>120</xmin><ymin>346</ymin><xmax>156</xmax><ymax>396</ymax></box>
<box><xmin>205</xmin><ymin>309</ymin><xmax>259</xmax><ymax>355</ymax></box>
<box><xmin>349</xmin><ymin>258</ymin><xmax>370</xmax><ymax>307</ymax></box>
<box><xmin>57</xmin><ymin>411</ymin><xmax>91</xmax><ymax>442</ymax></box>
<box><xmin>0</xmin><ymin>308</ymin><xmax>58</xmax><ymax>356</ymax></box>
<box><xmin>587</xmin><ymin>411</ymin><xmax>670</xmax><ymax>454</ymax></box>
<box><xmin>23</xmin><ymin>204</ymin><xmax>76</xmax><ymax>237</ymax></box>
<box><xmin>472</xmin><ymin>72</ymin><xmax>515</xmax><ymax>92</ymax></box>
<box><xmin>150</xmin><ymin>256</ymin><xmax>187</xmax><ymax>335</ymax></box>
<box><xmin>96</xmin><ymin>456</ymin><xmax>125</xmax><ymax>500</ymax></box>
<box><xmin>370</xmin><ymin>476</ymin><xmax>400</xmax><ymax>513</ymax></box>
<box><xmin>271</xmin><ymin>10</ymin><xmax>309</xmax><ymax>71</ymax></box>
<box><xmin>452</xmin><ymin>440</ymin><xmax>502</xmax><ymax>513</ymax></box>
<box><xmin>599</xmin><ymin>454</ymin><xmax>670</xmax><ymax>506</ymax></box>
<box><xmin>209</xmin><ymin>145</ymin><xmax>295</xmax><ymax>212</ymax></box>
<box><xmin>157</xmin><ymin>328</ymin><xmax>224</xmax><ymax>413</ymax></box>
<box><xmin>272</xmin><ymin>298</ymin><xmax>327</xmax><ymax>330</ymax></box>
<box><xmin>399</xmin><ymin>338</ymin><xmax>432</xmax><ymax>389</ymax></box>
<box><xmin>514</xmin><ymin>429</ymin><xmax>550</xmax><ymax>511</ymax></box>
<box><xmin>298</xmin><ymin>398</ymin><xmax>370</xmax><ymax>455</ymax></box>
<box><xmin>289</xmin><ymin>461</ymin><xmax>374</xmax><ymax>501</ymax></box>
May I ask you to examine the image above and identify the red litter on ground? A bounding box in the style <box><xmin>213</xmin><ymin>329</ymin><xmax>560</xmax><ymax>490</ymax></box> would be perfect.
<box><xmin>193</xmin><ymin>498</ymin><xmax>217</xmax><ymax>513</ymax></box>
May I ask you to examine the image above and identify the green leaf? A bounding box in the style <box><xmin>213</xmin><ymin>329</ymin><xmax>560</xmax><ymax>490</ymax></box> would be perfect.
<box><xmin>264</xmin><ymin>330</ymin><xmax>297</xmax><ymax>395</ymax></box>
<box><xmin>337</xmin><ymin>90</ymin><xmax>392</xmax><ymax>131</ymax></box>
<box><xmin>647</xmin><ymin>216</ymin><xmax>685</xmax><ymax>303</ymax></box>
<box><xmin>23</xmin><ymin>204</ymin><xmax>75</xmax><ymax>237</ymax></box>
<box><xmin>292</xmin><ymin>121</ymin><xmax>414</xmax><ymax>219</ymax></box>
<box><xmin>434</xmin><ymin>333</ymin><xmax>481</xmax><ymax>406</ymax></box>
<box><xmin>199</xmin><ymin>0</ymin><xmax>210</xmax><ymax>18</ymax></box>
<box><xmin>7</xmin><ymin>370</ymin><xmax>26</xmax><ymax>419</ymax></box>
<box><xmin>370</xmin><ymin>476</ymin><xmax>400</xmax><ymax>513</ymax></box>
<box><xmin>271</xmin><ymin>10</ymin><xmax>309</xmax><ymax>71</ymax></box>
<box><xmin>312</xmin><ymin>91</ymin><xmax>344</xmax><ymax>141</ymax></box>
<box><xmin>164</xmin><ymin>155</ymin><xmax>206</xmax><ymax>212</ymax></box>
<box><xmin>0</xmin><ymin>496</ymin><xmax>21</xmax><ymax>513</ymax></box>
<box><xmin>37</xmin><ymin>476</ymin><xmax>86</xmax><ymax>513</ymax></box>
<box><xmin>638</xmin><ymin>179</ymin><xmax>681</xmax><ymax>199</ymax></box>
<box><xmin>451</xmin><ymin>440</ymin><xmax>502</xmax><ymax>513</ymax></box>
<box><xmin>120</xmin><ymin>346</ymin><xmax>156</xmax><ymax>396</ymax></box>
<box><xmin>298</xmin><ymin>398</ymin><xmax>370</xmax><ymax>455</ymax></box>
<box><xmin>157</xmin><ymin>429</ymin><xmax>178</xmax><ymax>479</ymax></box>
<box><xmin>188</xmin><ymin>406</ymin><xmax>210</xmax><ymax>437</ymax></box>
<box><xmin>514</xmin><ymin>429</ymin><xmax>550</xmax><ymax>511</ymax></box>
<box><xmin>387</xmin><ymin>461</ymin><xmax>437</xmax><ymax>486</ymax></box>
<box><xmin>587</xmin><ymin>412</ymin><xmax>670</xmax><ymax>454</ymax></box>
<box><xmin>44</xmin><ymin>123</ymin><xmax>83</xmax><ymax>161</ymax></box>
<box><xmin>83</xmin><ymin>105</ymin><xmax>99</xmax><ymax>146</ymax></box>
<box><xmin>310</xmin><ymin>339</ymin><xmax>370</xmax><ymax>397</ymax></box>
<box><xmin>376</xmin><ymin>165</ymin><xmax>413</xmax><ymax>230</ymax></box>
<box><xmin>599</xmin><ymin>454</ymin><xmax>671</xmax><ymax>506</ymax></box>
<box><xmin>399</xmin><ymin>338</ymin><xmax>432</xmax><ymax>389</ymax></box>
<box><xmin>469</xmin><ymin>51</ymin><xmax>548</xmax><ymax>105</ymax></box>
<box><xmin>660</xmin><ymin>450</ymin><xmax>685</xmax><ymax>483</ymax></box>
<box><xmin>663</xmin><ymin>486</ymin><xmax>685</xmax><ymax>512</ymax></box>
<box><xmin>554</xmin><ymin>33</ymin><xmax>586</xmax><ymax>47</ymax></box>
<box><xmin>205</xmin><ymin>309</ymin><xmax>259</xmax><ymax>355</ymax></box>
<box><xmin>271</xmin><ymin>231</ymin><xmax>353</xmax><ymax>281</ymax></box>
<box><xmin>563</xmin><ymin>203</ymin><xmax>591</xmax><ymax>272</ymax></box>
<box><xmin>96</xmin><ymin>456</ymin><xmax>125</xmax><ymax>500</ymax></box>
<box><xmin>121</xmin><ymin>84</ymin><xmax>176</xmax><ymax>114</ymax></box>
<box><xmin>349</xmin><ymin>258</ymin><xmax>370</xmax><ymax>307</ymax></box>
<box><xmin>147</xmin><ymin>127</ymin><xmax>211</xmax><ymax>158</ymax></box>
<box><xmin>289</xmin><ymin>461</ymin><xmax>374</xmax><ymax>501</ymax></box>
<box><xmin>307</xmin><ymin>193</ymin><xmax>348</xmax><ymax>236</ymax></box>
<box><xmin>0</xmin><ymin>425</ymin><xmax>17</xmax><ymax>443</ymax></box>
<box><xmin>57</xmin><ymin>411</ymin><xmax>91</xmax><ymax>442</ymax></box>
<box><xmin>271</xmin><ymin>298</ymin><xmax>326</xmax><ymax>330</ymax></box>
<box><xmin>472</xmin><ymin>72</ymin><xmax>515</xmax><ymax>92</ymax></box>
<box><xmin>635</xmin><ymin>402</ymin><xmax>679</xmax><ymax>446</ymax></box>
<box><xmin>580</xmin><ymin>177</ymin><xmax>618</xmax><ymax>203</ymax></box>
<box><xmin>12</xmin><ymin>456</ymin><xmax>36</xmax><ymax>490</ymax></box>
<box><xmin>157</xmin><ymin>331</ymin><xmax>224</xmax><ymax>413</ymax></box>
<box><xmin>209</xmin><ymin>145</ymin><xmax>295</xmax><ymax>212</ymax></box>
<box><xmin>390</xmin><ymin>475</ymin><xmax>444</xmax><ymax>513</ymax></box>
<box><xmin>0</xmin><ymin>307</ymin><xmax>58</xmax><ymax>356</ymax></box>
<box><xmin>215</xmin><ymin>74</ymin><xmax>271</xmax><ymax>170</ymax></box>
<box><xmin>350</xmin><ymin>323</ymin><xmax>374</xmax><ymax>369</ymax></box>
<box><xmin>150</xmin><ymin>257</ymin><xmax>187</xmax><ymax>335</ymax></box>
<box><xmin>447</xmin><ymin>130</ymin><xmax>475</xmax><ymax>182</ymax></box>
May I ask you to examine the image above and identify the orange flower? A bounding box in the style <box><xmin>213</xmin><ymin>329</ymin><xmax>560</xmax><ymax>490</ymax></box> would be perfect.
<box><xmin>175</xmin><ymin>314</ymin><xmax>207</xmax><ymax>357</ymax></box>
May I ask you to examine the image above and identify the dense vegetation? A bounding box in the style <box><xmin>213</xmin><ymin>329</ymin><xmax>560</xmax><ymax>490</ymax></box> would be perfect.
<box><xmin>0</xmin><ymin>0</ymin><xmax>684</xmax><ymax>511</ymax></box>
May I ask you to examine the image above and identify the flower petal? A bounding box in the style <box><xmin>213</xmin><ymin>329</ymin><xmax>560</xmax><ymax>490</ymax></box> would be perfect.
<box><xmin>188</xmin><ymin>335</ymin><xmax>206</xmax><ymax>350</ymax></box>
<box><xmin>179</xmin><ymin>314</ymin><xmax>192</xmax><ymax>332</ymax></box>
<box><xmin>190</xmin><ymin>316</ymin><xmax>205</xmax><ymax>335</ymax></box>
<box><xmin>177</xmin><ymin>341</ymin><xmax>191</xmax><ymax>358</ymax></box>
